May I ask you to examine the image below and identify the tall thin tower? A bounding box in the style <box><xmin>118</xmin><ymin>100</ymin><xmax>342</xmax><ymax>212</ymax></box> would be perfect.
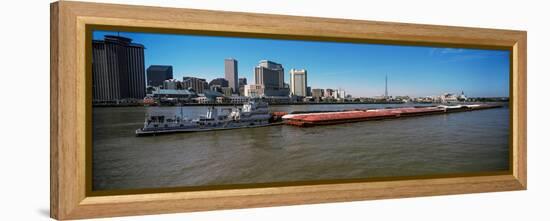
<box><xmin>224</xmin><ymin>58</ymin><xmax>238</xmax><ymax>94</ymax></box>
<box><xmin>384</xmin><ymin>74</ymin><xmax>388</xmax><ymax>98</ymax></box>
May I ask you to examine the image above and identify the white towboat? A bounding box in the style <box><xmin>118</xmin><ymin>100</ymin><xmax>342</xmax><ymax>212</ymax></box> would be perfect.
<box><xmin>136</xmin><ymin>100</ymin><xmax>275</xmax><ymax>136</ymax></box>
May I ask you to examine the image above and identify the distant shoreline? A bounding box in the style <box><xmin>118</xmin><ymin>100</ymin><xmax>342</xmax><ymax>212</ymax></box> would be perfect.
<box><xmin>93</xmin><ymin>101</ymin><xmax>405</xmax><ymax>108</ymax></box>
<box><xmin>92</xmin><ymin>101</ymin><xmax>508</xmax><ymax>108</ymax></box>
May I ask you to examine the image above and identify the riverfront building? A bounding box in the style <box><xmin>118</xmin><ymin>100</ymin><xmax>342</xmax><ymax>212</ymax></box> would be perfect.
<box><xmin>238</xmin><ymin>78</ymin><xmax>247</xmax><ymax>87</ymax></box>
<box><xmin>146</xmin><ymin>65</ymin><xmax>173</xmax><ymax>87</ymax></box>
<box><xmin>228</xmin><ymin>96</ymin><xmax>249</xmax><ymax>104</ymax></box>
<box><xmin>311</xmin><ymin>88</ymin><xmax>324</xmax><ymax>100</ymax></box>
<box><xmin>224</xmin><ymin>58</ymin><xmax>239</xmax><ymax>93</ymax></box>
<box><xmin>209</xmin><ymin>78</ymin><xmax>229</xmax><ymax>94</ymax></box>
<box><xmin>221</xmin><ymin>87</ymin><xmax>233</xmax><ymax>97</ymax></box>
<box><xmin>244</xmin><ymin>84</ymin><xmax>265</xmax><ymax>97</ymax></box>
<box><xmin>290</xmin><ymin>69</ymin><xmax>308</xmax><ymax>97</ymax></box>
<box><xmin>238</xmin><ymin>78</ymin><xmax>247</xmax><ymax>96</ymax></box>
<box><xmin>92</xmin><ymin>35</ymin><xmax>146</xmax><ymax>102</ymax></box>
<box><xmin>336</xmin><ymin>89</ymin><xmax>347</xmax><ymax>100</ymax></box>
<box><xmin>324</xmin><ymin>88</ymin><xmax>335</xmax><ymax>99</ymax></box>
<box><xmin>209</xmin><ymin>78</ymin><xmax>229</xmax><ymax>88</ymax></box>
<box><xmin>182</xmin><ymin>76</ymin><xmax>208</xmax><ymax>93</ymax></box>
<box><xmin>162</xmin><ymin>79</ymin><xmax>180</xmax><ymax>90</ymax></box>
<box><xmin>151</xmin><ymin>89</ymin><xmax>194</xmax><ymax>100</ymax></box>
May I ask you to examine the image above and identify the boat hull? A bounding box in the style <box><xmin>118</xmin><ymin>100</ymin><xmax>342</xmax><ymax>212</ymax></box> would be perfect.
<box><xmin>283</xmin><ymin>104</ymin><xmax>502</xmax><ymax>127</ymax></box>
<box><xmin>136</xmin><ymin>122</ymin><xmax>283</xmax><ymax>136</ymax></box>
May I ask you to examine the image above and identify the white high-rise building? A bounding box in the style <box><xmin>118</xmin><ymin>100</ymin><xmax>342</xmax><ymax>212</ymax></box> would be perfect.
<box><xmin>290</xmin><ymin>69</ymin><xmax>307</xmax><ymax>97</ymax></box>
<box><xmin>336</xmin><ymin>89</ymin><xmax>346</xmax><ymax>99</ymax></box>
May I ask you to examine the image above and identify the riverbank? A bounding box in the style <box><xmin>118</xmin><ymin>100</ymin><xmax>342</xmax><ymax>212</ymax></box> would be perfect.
<box><xmin>93</xmin><ymin>100</ymin><xmax>508</xmax><ymax>108</ymax></box>
<box><xmin>93</xmin><ymin>101</ymin><xmax>407</xmax><ymax>107</ymax></box>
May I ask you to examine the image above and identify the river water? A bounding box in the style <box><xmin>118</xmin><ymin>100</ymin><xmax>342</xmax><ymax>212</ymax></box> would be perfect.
<box><xmin>92</xmin><ymin>103</ymin><xmax>509</xmax><ymax>191</ymax></box>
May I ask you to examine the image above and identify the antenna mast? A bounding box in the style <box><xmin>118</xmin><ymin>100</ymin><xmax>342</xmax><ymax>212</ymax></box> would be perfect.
<box><xmin>385</xmin><ymin>74</ymin><xmax>388</xmax><ymax>98</ymax></box>
<box><xmin>180</xmin><ymin>104</ymin><xmax>184</xmax><ymax>119</ymax></box>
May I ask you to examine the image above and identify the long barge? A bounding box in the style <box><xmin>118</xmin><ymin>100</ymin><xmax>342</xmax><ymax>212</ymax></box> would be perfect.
<box><xmin>282</xmin><ymin>104</ymin><xmax>502</xmax><ymax>127</ymax></box>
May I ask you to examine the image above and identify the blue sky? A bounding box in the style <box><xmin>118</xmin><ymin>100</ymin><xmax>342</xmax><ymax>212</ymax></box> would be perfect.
<box><xmin>93</xmin><ymin>30</ymin><xmax>510</xmax><ymax>97</ymax></box>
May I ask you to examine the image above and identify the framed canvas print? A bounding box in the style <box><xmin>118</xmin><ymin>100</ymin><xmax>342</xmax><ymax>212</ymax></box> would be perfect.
<box><xmin>50</xmin><ymin>1</ymin><xmax>527</xmax><ymax>220</ymax></box>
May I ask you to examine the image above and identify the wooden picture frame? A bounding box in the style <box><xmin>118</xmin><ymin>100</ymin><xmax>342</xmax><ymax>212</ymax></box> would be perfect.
<box><xmin>50</xmin><ymin>1</ymin><xmax>527</xmax><ymax>219</ymax></box>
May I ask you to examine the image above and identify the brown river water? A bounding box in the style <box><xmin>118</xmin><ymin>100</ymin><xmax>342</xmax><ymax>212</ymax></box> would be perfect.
<box><xmin>92</xmin><ymin>103</ymin><xmax>509</xmax><ymax>191</ymax></box>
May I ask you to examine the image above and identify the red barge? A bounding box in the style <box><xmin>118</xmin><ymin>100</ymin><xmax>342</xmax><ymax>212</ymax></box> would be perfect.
<box><xmin>282</xmin><ymin>104</ymin><xmax>502</xmax><ymax>127</ymax></box>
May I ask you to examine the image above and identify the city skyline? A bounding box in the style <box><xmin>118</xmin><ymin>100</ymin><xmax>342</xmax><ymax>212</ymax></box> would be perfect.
<box><xmin>92</xmin><ymin>30</ymin><xmax>510</xmax><ymax>97</ymax></box>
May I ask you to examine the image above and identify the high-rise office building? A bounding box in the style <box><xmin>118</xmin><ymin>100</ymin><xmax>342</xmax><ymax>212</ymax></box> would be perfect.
<box><xmin>255</xmin><ymin>60</ymin><xmax>284</xmax><ymax>89</ymax></box>
<box><xmin>254</xmin><ymin>60</ymin><xmax>289</xmax><ymax>97</ymax></box>
<box><xmin>146</xmin><ymin>65</ymin><xmax>173</xmax><ymax>87</ymax></box>
<box><xmin>92</xmin><ymin>35</ymin><xmax>146</xmax><ymax>101</ymax></box>
<box><xmin>290</xmin><ymin>69</ymin><xmax>307</xmax><ymax>97</ymax></box>
<box><xmin>224</xmin><ymin>58</ymin><xmax>238</xmax><ymax>93</ymax></box>
<box><xmin>182</xmin><ymin>77</ymin><xmax>208</xmax><ymax>93</ymax></box>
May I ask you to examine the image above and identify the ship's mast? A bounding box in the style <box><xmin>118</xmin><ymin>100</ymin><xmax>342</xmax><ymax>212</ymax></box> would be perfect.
<box><xmin>180</xmin><ymin>104</ymin><xmax>184</xmax><ymax>119</ymax></box>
